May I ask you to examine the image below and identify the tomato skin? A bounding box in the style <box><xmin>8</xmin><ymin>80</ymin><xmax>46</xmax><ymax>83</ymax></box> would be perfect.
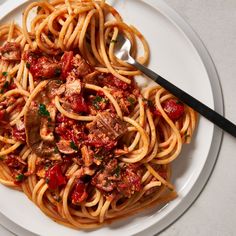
<box><xmin>23</xmin><ymin>51</ymin><xmax>61</xmax><ymax>80</ymax></box>
<box><xmin>61</xmin><ymin>51</ymin><xmax>73</xmax><ymax>79</ymax></box>
<box><xmin>71</xmin><ymin>180</ymin><xmax>88</xmax><ymax>204</ymax></box>
<box><xmin>69</xmin><ymin>94</ymin><xmax>89</xmax><ymax>113</ymax></box>
<box><xmin>163</xmin><ymin>99</ymin><xmax>185</xmax><ymax>121</ymax></box>
<box><xmin>45</xmin><ymin>164</ymin><xmax>66</xmax><ymax>190</ymax></box>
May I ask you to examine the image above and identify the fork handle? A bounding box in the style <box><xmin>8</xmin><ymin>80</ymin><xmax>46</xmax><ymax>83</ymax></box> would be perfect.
<box><xmin>132</xmin><ymin>61</ymin><xmax>236</xmax><ymax>137</ymax></box>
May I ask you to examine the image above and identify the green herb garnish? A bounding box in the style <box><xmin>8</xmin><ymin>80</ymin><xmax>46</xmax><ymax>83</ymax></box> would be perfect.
<box><xmin>54</xmin><ymin>68</ymin><xmax>61</xmax><ymax>77</ymax></box>
<box><xmin>114</xmin><ymin>165</ymin><xmax>121</xmax><ymax>178</ymax></box>
<box><xmin>56</xmin><ymin>196</ymin><xmax>62</xmax><ymax>202</ymax></box>
<box><xmin>37</xmin><ymin>6</ymin><xmax>42</xmax><ymax>12</ymax></box>
<box><xmin>70</xmin><ymin>141</ymin><xmax>78</xmax><ymax>151</ymax></box>
<box><xmin>38</xmin><ymin>104</ymin><xmax>50</xmax><ymax>117</ymax></box>
<box><xmin>110</xmin><ymin>39</ymin><xmax>117</xmax><ymax>44</ymax></box>
<box><xmin>93</xmin><ymin>96</ymin><xmax>102</xmax><ymax>110</ymax></box>
<box><xmin>94</xmin><ymin>153</ymin><xmax>104</xmax><ymax>160</ymax></box>
<box><xmin>2</xmin><ymin>71</ymin><xmax>8</xmax><ymax>76</ymax></box>
<box><xmin>127</xmin><ymin>97</ymin><xmax>135</xmax><ymax>108</ymax></box>
<box><xmin>26</xmin><ymin>62</ymin><xmax>31</xmax><ymax>69</ymax></box>
<box><xmin>16</xmin><ymin>174</ymin><xmax>24</xmax><ymax>181</ymax></box>
<box><xmin>54</xmin><ymin>146</ymin><xmax>59</xmax><ymax>154</ymax></box>
<box><xmin>143</xmin><ymin>98</ymin><xmax>154</xmax><ymax>108</ymax></box>
<box><xmin>176</xmin><ymin>100</ymin><xmax>183</xmax><ymax>105</ymax></box>
<box><xmin>55</xmin><ymin>79</ymin><xmax>63</xmax><ymax>84</ymax></box>
<box><xmin>3</xmin><ymin>81</ymin><xmax>9</xmax><ymax>89</ymax></box>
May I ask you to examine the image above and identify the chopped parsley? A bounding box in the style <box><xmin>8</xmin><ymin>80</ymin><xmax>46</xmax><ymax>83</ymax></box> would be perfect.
<box><xmin>38</xmin><ymin>104</ymin><xmax>50</xmax><ymax>117</ymax></box>
<box><xmin>94</xmin><ymin>153</ymin><xmax>104</xmax><ymax>160</ymax></box>
<box><xmin>70</xmin><ymin>141</ymin><xmax>78</xmax><ymax>151</ymax></box>
<box><xmin>0</xmin><ymin>81</ymin><xmax>10</xmax><ymax>94</ymax></box>
<box><xmin>184</xmin><ymin>131</ymin><xmax>190</xmax><ymax>141</ymax></box>
<box><xmin>56</xmin><ymin>196</ymin><xmax>62</xmax><ymax>202</ymax></box>
<box><xmin>110</xmin><ymin>39</ymin><xmax>118</xmax><ymax>44</ymax></box>
<box><xmin>26</xmin><ymin>62</ymin><xmax>31</xmax><ymax>69</ymax></box>
<box><xmin>16</xmin><ymin>174</ymin><xmax>24</xmax><ymax>181</ymax></box>
<box><xmin>127</xmin><ymin>97</ymin><xmax>135</xmax><ymax>108</ymax></box>
<box><xmin>143</xmin><ymin>98</ymin><xmax>156</xmax><ymax>109</ymax></box>
<box><xmin>92</xmin><ymin>96</ymin><xmax>108</xmax><ymax>110</ymax></box>
<box><xmin>114</xmin><ymin>165</ymin><xmax>121</xmax><ymax>178</ymax></box>
<box><xmin>54</xmin><ymin>68</ymin><xmax>61</xmax><ymax>77</ymax></box>
<box><xmin>3</xmin><ymin>81</ymin><xmax>9</xmax><ymax>89</ymax></box>
<box><xmin>55</xmin><ymin>79</ymin><xmax>63</xmax><ymax>85</ymax></box>
<box><xmin>2</xmin><ymin>71</ymin><xmax>8</xmax><ymax>76</ymax></box>
<box><xmin>54</xmin><ymin>146</ymin><xmax>59</xmax><ymax>154</ymax></box>
<box><xmin>92</xmin><ymin>96</ymin><xmax>103</xmax><ymax>110</ymax></box>
<box><xmin>37</xmin><ymin>6</ymin><xmax>42</xmax><ymax>12</ymax></box>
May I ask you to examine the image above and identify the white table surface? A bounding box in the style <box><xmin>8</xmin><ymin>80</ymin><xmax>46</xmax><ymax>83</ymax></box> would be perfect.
<box><xmin>0</xmin><ymin>0</ymin><xmax>236</xmax><ymax>235</ymax></box>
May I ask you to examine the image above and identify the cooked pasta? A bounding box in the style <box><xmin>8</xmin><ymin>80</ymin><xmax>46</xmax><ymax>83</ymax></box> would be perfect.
<box><xmin>0</xmin><ymin>0</ymin><xmax>197</xmax><ymax>229</ymax></box>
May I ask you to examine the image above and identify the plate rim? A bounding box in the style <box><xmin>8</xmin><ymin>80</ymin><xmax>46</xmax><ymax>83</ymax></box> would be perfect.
<box><xmin>0</xmin><ymin>0</ymin><xmax>223</xmax><ymax>235</ymax></box>
<box><xmin>138</xmin><ymin>0</ymin><xmax>224</xmax><ymax>235</ymax></box>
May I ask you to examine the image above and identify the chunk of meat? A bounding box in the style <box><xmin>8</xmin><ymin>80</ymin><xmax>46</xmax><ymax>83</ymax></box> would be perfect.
<box><xmin>24</xmin><ymin>81</ymin><xmax>61</xmax><ymax>156</ymax></box>
<box><xmin>40</xmin><ymin>104</ymin><xmax>56</xmax><ymax>142</ymax></box>
<box><xmin>65</xmin><ymin>75</ymin><xmax>82</xmax><ymax>97</ymax></box>
<box><xmin>56</xmin><ymin>139</ymin><xmax>77</xmax><ymax>154</ymax></box>
<box><xmin>45</xmin><ymin>80</ymin><xmax>65</xmax><ymax>99</ymax></box>
<box><xmin>71</xmin><ymin>179</ymin><xmax>88</xmax><ymax>204</ymax></box>
<box><xmin>86</xmin><ymin>111</ymin><xmax>127</xmax><ymax>140</ymax></box>
<box><xmin>72</xmin><ymin>54</ymin><xmax>92</xmax><ymax>77</ymax></box>
<box><xmin>0</xmin><ymin>42</ymin><xmax>21</xmax><ymax>61</ymax></box>
<box><xmin>92</xmin><ymin>159</ymin><xmax>119</xmax><ymax>192</ymax></box>
<box><xmin>117</xmin><ymin>164</ymin><xmax>142</xmax><ymax>198</ymax></box>
<box><xmin>81</xmin><ymin>146</ymin><xmax>93</xmax><ymax>167</ymax></box>
<box><xmin>61</xmin><ymin>51</ymin><xmax>73</xmax><ymax>79</ymax></box>
<box><xmin>92</xmin><ymin>160</ymin><xmax>142</xmax><ymax>198</ymax></box>
<box><xmin>25</xmin><ymin>104</ymin><xmax>55</xmax><ymax>156</ymax></box>
<box><xmin>23</xmin><ymin>50</ymin><xmax>61</xmax><ymax>80</ymax></box>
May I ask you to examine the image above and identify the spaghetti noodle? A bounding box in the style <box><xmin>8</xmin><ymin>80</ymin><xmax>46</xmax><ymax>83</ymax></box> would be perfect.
<box><xmin>0</xmin><ymin>0</ymin><xmax>197</xmax><ymax>229</ymax></box>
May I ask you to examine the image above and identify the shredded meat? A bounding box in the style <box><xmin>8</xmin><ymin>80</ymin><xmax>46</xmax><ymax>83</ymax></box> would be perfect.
<box><xmin>81</xmin><ymin>146</ymin><xmax>93</xmax><ymax>167</ymax></box>
<box><xmin>86</xmin><ymin>111</ymin><xmax>127</xmax><ymax>140</ymax></box>
<box><xmin>92</xmin><ymin>161</ymin><xmax>142</xmax><ymax>198</ymax></box>
<box><xmin>72</xmin><ymin>54</ymin><xmax>92</xmax><ymax>77</ymax></box>
<box><xmin>0</xmin><ymin>42</ymin><xmax>21</xmax><ymax>61</ymax></box>
<box><xmin>24</xmin><ymin>80</ymin><xmax>60</xmax><ymax>156</ymax></box>
<box><xmin>23</xmin><ymin>50</ymin><xmax>61</xmax><ymax>79</ymax></box>
<box><xmin>56</xmin><ymin>139</ymin><xmax>77</xmax><ymax>154</ymax></box>
<box><xmin>92</xmin><ymin>159</ymin><xmax>119</xmax><ymax>192</ymax></box>
<box><xmin>65</xmin><ymin>74</ymin><xmax>82</xmax><ymax>97</ymax></box>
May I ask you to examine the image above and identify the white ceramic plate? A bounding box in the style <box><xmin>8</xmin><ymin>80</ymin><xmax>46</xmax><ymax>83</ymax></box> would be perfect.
<box><xmin>0</xmin><ymin>0</ymin><xmax>223</xmax><ymax>235</ymax></box>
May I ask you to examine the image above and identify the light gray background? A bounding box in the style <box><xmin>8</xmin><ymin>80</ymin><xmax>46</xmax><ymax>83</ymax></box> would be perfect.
<box><xmin>0</xmin><ymin>0</ymin><xmax>236</xmax><ymax>235</ymax></box>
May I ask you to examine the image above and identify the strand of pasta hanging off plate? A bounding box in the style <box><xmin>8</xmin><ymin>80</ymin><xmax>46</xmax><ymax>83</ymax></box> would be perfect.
<box><xmin>0</xmin><ymin>0</ymin><xmax>197</xmax><ymax>229</ymax></box>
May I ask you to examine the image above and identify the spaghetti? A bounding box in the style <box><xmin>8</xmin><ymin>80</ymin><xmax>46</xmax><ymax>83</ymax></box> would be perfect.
<box><xmin>0</xmin><ymin>0</ymin><xmax>197</xmax><ymax>229</ymax></box>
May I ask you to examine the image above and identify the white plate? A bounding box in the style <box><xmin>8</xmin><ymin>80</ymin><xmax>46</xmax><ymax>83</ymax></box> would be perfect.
<box><xmin>0</xmin><ymin>0</ymin><xmax>223</xmax><ymax>235</ymax></box>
